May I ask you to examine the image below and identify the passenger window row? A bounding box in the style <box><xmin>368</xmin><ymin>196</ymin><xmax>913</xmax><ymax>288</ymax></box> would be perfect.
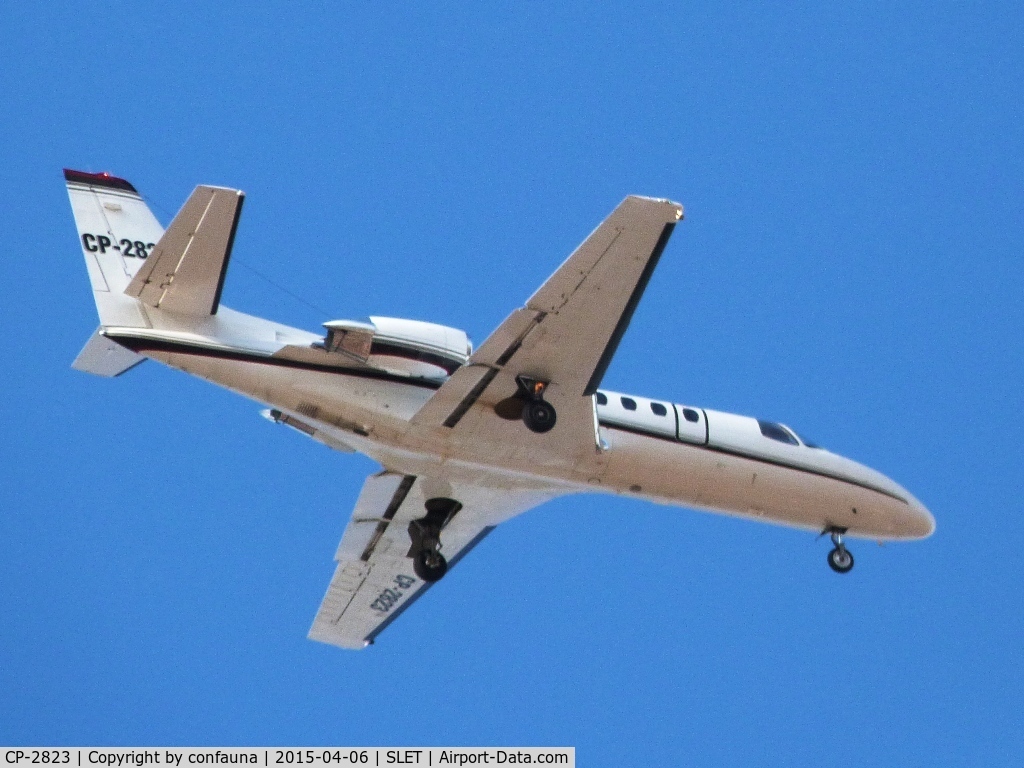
<box><xmin>594</xmin><ymin>389</ymin><xmax>707</xmax><ymax>445</ymax></box>
<box><xmin>596</xmin><ymin>391</ymin><xmax>670</xmax><ymax>417</ymax></box>
<box><xmin>595</xmin><ymin>391</ymin><xmax>819</xmax><ymax>451</ymax></box>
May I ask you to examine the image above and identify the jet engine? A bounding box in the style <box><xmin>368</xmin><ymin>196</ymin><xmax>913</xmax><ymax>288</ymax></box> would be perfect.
<box><xmin>322</xmin><ymin>315</ymin><xmax>471</xmax><ymax>380</ymax></box>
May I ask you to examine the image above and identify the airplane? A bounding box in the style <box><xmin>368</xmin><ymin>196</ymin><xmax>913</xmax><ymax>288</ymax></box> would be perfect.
<box><xmin>65</xmin><ymin>168</ymin><xmax>935</xmax><ymax>649</ymax></box>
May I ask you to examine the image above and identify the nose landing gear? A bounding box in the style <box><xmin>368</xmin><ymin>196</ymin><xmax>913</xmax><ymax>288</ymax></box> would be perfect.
<box><xmin>826</xmin><ymin>529</ymin><xmax>854</xmax><ymax>574</ymax></box>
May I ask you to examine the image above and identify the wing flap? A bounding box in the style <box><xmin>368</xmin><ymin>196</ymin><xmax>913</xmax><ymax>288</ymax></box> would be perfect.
<box><xmin>334</xmin><ymin>472</ymin><xmax>412</xmax><ymax>561</ymax></box>
<box><xmin>410</xmin><ymin>308</ymin><xmax>544</xmax><ymax>428</ymax></box>
<box><xmin>125</xmin><ymin>185</ymin><xmax>244</xmax><ymax>315</ymax></box>
<box><xmin>469</xmin><ymin>308</ymin><xmax>545</xmax><ymax>366</ymax></box>
<box><xmin>408</xmin><ymin>364</ymin><xmax>495</xmax><ymax>428</ymax></box>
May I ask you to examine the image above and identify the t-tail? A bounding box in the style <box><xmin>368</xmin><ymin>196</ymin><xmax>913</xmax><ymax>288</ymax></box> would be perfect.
<box><xmin>64</xmin><ymin>169</ymin><xmax>244</xmax><ymax>376</ymax></box>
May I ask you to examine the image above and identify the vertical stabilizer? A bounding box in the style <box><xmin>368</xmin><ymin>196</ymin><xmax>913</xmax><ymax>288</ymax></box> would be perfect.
<box><xmin>65</xmin><ymin>169</ymin><xmax>164</xmax><ymax>328</ymax></box>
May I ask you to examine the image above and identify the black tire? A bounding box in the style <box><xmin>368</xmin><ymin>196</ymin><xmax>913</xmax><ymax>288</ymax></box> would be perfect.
<box><xmin>827</xmin><ymin>546</ymin><xmax>854</xmax><ymax>574</ymax></box>
<box><xmin>414</xmin><ymin>549</ymin><xmax>448</xmax><ymax>582</ymax></box>
<box><xmin>522</xmin><ymin>400</ymin><xmax>557</xmax><ymax>433</ymax></box>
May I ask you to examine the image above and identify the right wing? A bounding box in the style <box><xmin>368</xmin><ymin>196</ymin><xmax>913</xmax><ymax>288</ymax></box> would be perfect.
<box><xmin>309</xmin><ymin>470</ymin><xmax>557</xmax><ymax>649</ymax></box>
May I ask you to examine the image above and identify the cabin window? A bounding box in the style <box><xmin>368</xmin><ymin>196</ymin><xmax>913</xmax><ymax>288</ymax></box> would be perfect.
<box><xmin>596</xmin><ymin>392</ymin><xmax>608</xmax><ymax>405</ymax></box>
<box><xmin>621</xmin><ymin>397</ymin><xmax>637</xmax><ymax>411</ymax></box>
<box><xmin>650</xmin><ymin>402</ymin><xmax>668</xmax><ymax>416</ymax></box>
<box><xmin>682</xmin><ymin>408</ymin><xmax>700</xmax><ymax>423</ymax></box>
<box><xmin>758</xmin><ymin>420</ymin><xmax>799</xmax><ymax>445</ymax></box>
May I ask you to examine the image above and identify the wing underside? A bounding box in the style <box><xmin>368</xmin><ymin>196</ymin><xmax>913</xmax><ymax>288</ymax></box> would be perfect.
<box><xmin>309</xmin><ymin>471</ymin><xmax>556</xmax><ymax>649</ymax></box>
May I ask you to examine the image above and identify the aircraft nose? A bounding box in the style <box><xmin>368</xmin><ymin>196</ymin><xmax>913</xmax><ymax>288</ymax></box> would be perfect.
<box><xmin>902</xmin><ymin>497</ymin><xmax>936</xmax><ymax>539</ymax></box>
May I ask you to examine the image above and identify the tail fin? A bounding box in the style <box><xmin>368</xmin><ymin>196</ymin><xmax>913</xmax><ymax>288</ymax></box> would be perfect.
<box><xmin>65</xmin><ymin>169</ymin><xmax>164</xmax><ymax>329</ymax></box>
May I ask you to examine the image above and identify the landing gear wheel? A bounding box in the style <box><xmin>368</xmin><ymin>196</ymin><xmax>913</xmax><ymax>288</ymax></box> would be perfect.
<box><xmin>827</xmin><ymin>546</ymin><xmax>854</xmax><ymax>574</ymax></box>
<box><xmin>414</xmin><ymin>549</ymin><xmax>448</xmax><ymax>582</ymax></box>
<box><xmin>522</xmin><ymin>400</ymin><xmax>557</xmax><ymax>433</ymax></box>
<box><xmin>515</xmin><ymin>375</ymin><xmax>557</xmax><ymax>434</ymax></box>
<box><xmin>825</xmin><ymin>528</ymin><xmax>854</xmax><ymax>574</ymax></box>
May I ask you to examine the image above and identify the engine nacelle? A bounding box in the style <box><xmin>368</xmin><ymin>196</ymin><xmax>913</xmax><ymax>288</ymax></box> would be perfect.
<box><xmin>322</xmin><ymin>315</ymin><xmax>471</xmax><ymax>380</ymax></box>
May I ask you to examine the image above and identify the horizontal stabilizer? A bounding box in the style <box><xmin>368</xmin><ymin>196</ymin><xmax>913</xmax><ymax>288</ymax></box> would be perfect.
<box><xmin>125</xmin><ymin>185</ymin><xmax>244</xmax><ymax>316</ymax></box>
<box><xmin>72</xmin><ymin>329</ymin><xmax>145</xmax><ymax>377</ymax></box>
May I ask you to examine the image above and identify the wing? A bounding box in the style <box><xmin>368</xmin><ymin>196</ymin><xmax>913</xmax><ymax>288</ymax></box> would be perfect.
<box><xmin>411</xmin><ymin>196</ymin><xmax>682</xmax><ymax>446</ymax></box>
<box><xmin>309</xmin><ymin>470</ymin><xmax>556</xmax><ymax>649</ymax></box>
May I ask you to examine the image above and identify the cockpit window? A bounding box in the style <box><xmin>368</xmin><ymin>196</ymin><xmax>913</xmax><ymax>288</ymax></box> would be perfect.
<box><xmin>621</xmin><ymin>397</ymin><xmax>637</xmax><ymax>411</ymax></box>
<box><xmin>596</xmin><ymin>392</ymin><xmax>608</xmax><ymax>405</ymax></box>
<box><xmin>650</xmin><ymin>402</ymin><xmax>668</xmax><ymax>416</ymax></box>
<box><xmin>758</xmin><ymin>420</ymin><xmax>799</xmax><ymax>445</ymax></box>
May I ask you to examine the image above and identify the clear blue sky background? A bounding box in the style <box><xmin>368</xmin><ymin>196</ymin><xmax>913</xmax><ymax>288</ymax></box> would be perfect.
<box><xmin>1</xmin><ymin>2</ymin><xmax>1022</xmax><ymax>763</ymax></box>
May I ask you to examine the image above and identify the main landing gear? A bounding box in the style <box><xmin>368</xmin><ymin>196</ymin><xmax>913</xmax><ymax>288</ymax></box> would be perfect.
<box><xmin>408</xmin><ymin>497</ymin><xmax>462</xmax><ymax>583</ymax></box>
<box><xmin>826</xmin><ymin>528</ymin><xmax>855</xmax><ymax>574</ymax></box>
<box><xmin>517</xmin><ymin>375</ymin><xmax>557</xmax><ymax>433</ymax></box>
<box><xmin>414</xmin><ymin>549</ymin><xmax>447</xmax><ymax>583</ymax></box>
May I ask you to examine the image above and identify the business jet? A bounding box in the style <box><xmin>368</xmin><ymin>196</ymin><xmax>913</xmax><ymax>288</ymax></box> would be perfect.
<box><xmin>65</xmin><ymin>169</ymin><xmax>935</xmax><ymax>649</ymax></box>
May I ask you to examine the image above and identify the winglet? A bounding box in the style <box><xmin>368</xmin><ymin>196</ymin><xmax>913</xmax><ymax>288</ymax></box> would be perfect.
<box><xmin>125</xmin><ymin>185</ymin><xmax>244</xmax><ymax>316</ymax></box>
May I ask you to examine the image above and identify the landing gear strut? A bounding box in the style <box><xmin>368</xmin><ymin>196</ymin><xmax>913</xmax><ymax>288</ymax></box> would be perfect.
<box><xmin>517</xmin><ymin>375</ymin><xmax>557</xmax><ymax>433</ymax></box>
<box><xmin>827</xmin><ymin>529</ymin><xmax>854</xmax><ymax>574</ymax></box>
<box><xmin>408</xmin><ymin>497</ymin><xmax>462</xmax><ymax>583</ymax></box>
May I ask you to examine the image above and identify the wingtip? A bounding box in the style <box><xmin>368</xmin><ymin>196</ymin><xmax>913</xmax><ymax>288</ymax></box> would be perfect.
<box><xmin>626</xmin><ymin>195</ymin><xmax>684</xmax><ymax>221</ymax></box>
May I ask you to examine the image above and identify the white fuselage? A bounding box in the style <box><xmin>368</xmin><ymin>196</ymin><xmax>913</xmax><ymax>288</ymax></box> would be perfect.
<box><xmin>113</xmin><ymin>310</ymin><xmax>934</xmax><ymax>543</ymax></box>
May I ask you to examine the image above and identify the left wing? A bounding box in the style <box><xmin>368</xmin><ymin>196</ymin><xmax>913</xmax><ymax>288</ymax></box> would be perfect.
<box><xmin>309</xmin><ymin>470</ymin><xmax>557</xmax><ymax>649</ymax></box>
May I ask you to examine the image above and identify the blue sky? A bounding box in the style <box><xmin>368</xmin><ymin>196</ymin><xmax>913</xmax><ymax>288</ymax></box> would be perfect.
<box><xmin>1</xmin><ymin>2</ymin><xmax>1022</xmax><ymax>763</ymax></box>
